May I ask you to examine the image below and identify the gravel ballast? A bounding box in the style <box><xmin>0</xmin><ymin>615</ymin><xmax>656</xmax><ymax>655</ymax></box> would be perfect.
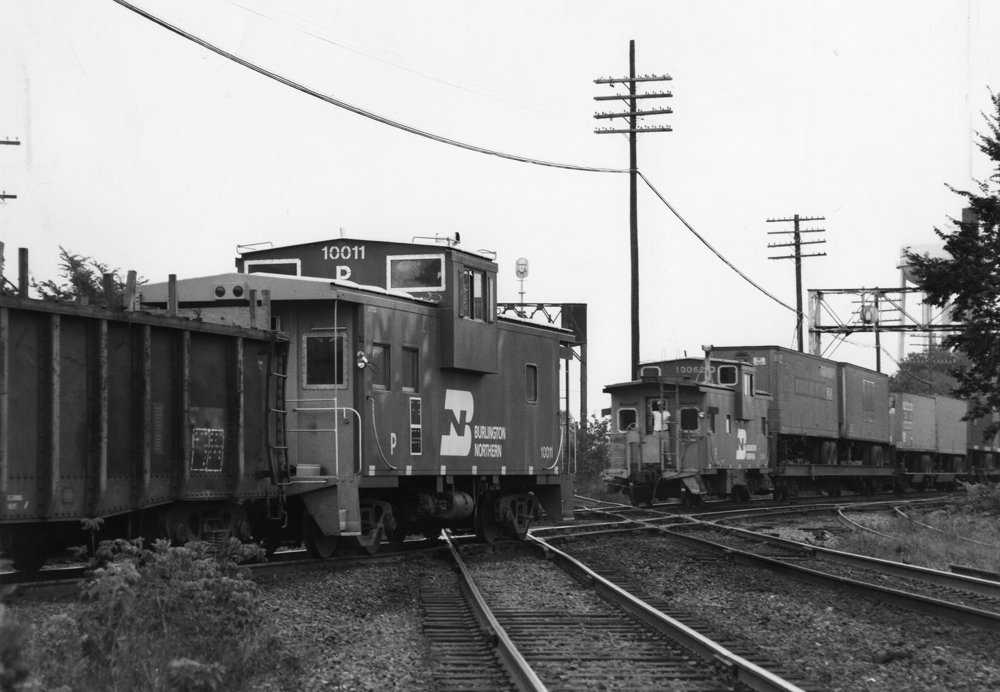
<box><xmin>571</xmin><ymin>534</ymin><xmax>1000</xmax><ymax>692</ymax></box>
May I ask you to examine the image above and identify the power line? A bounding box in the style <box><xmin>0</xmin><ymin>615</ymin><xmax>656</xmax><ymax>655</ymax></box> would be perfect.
<box><xmin>112</xmin><ymin>1</ymin><xmax>793</xmax><ymax>317</ymax></box>
<box><xmin>638</xmin><ymin>172</ymin><xmax>796</xmax><ymax>313</ymax></box>
<box><xmin>112</xmin><ymin>0</ymin><xmax>627</xmax><ymax>174</ymax></box>
<box><xmin>222</xmin><ymin>0</ymin><xmax>571</xmax><ymax>118</ymax></box>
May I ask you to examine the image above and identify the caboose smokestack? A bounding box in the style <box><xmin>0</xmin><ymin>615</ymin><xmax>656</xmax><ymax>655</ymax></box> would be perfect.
<box><xmin>702</xmin><ymin>344</ymin><xmax>713</xmax><ymax>384</ymax></box>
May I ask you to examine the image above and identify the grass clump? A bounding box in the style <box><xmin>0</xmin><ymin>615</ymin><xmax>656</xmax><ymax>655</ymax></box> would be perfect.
<box><xmin>836</xmin><ymin>483</ymin><xmax>1000</xmax><ymax>573</ymax></box>
<box><xmin>2</xmin><ymin>538</ymin><xmax>283</xmax><ymax>692</ymax></box>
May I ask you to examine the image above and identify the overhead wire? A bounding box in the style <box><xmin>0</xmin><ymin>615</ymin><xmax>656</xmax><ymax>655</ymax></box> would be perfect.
<box><xmin>637</xmin><ymin>172</ymin><xmax>796</xmax><ymax>312</ymax></box>
<box><xmin>112</xmin><ymin>0</ymin><xmax>627</xmax><ymax>174</ymax></box>
<box><xmin>221</xmin><ymin>0</ymin><xmax>568</xmax><ymax>118</ymax></box>
<box><xmin>112</xmin><ymin>0</ymin><xmax>795</xmax><ymax>315</ymax></box>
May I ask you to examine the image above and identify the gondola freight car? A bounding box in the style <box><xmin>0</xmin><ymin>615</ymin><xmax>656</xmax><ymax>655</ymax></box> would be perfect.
<box><xmin>0</xmin><ymin>291</ymin><xmax>286</xmax><ymax>571</ymax></box>
<box><xmin>139</xmin><ymin>236</ymin><xmax>576</xmax><ymax>558</ymax></box>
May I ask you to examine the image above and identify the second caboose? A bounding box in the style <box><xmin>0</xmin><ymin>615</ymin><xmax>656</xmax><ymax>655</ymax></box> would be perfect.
<box><xmin>603</xmin><ymin>350</ymin><xmax>772</xmax><ymax>505</ymax></box>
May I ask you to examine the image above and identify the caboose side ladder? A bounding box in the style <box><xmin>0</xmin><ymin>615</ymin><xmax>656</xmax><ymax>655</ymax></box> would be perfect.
<box><xmin>264</xmin><ymin>342</ymin><xmax>290</xmax><ymax>520</ymax></box>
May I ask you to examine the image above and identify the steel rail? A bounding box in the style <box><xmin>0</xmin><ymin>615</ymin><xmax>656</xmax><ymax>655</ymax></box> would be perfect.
<box><xmin>680</xmin><ymin>518</ymin><xmax>1000</xmax><ymax>601</ymax></box>
<box><xmin>658</xmin><ymin>524</ymin><xmax>1000</xmax><ymax>632</ymax></box>
<box><xmin>527</xmin><ymin>534</ymin><xmax>808</xmax><ymax>692</ymax></box>
<box><xmin>442</xmin><ymin>531</ymin><xmax>547</xmax><ymax>692</ymax></box>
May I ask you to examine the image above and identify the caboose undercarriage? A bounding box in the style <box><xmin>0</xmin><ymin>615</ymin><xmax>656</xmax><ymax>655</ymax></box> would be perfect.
<box><xmin>0</xmin><ymin>472</ymin><xmax>567</xmax><ymax>571</ymax></box>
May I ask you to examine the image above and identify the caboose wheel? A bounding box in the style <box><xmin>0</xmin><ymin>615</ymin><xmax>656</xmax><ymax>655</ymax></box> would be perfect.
<box><xmin>348</xmin><ymin>528</ymin><xmax>383</xmax><ymax>555</ymax></box>
<box><xmin>303</xmin><ymin>514</ymin><xmax>338</xmax><ymax>559</ymax></box>
<box><xmin>475</xmin><ymin>490</ymin><xmax>499</xmax><ymax>544</ymax></box>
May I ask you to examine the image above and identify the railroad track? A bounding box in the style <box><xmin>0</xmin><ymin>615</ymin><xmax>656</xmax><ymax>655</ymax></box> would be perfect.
<box><xmin>573</xmin><ymin>490</ymin><xmax>957</xmax><ymax>521</ymax></box>
<box><xmin>432</xmin><ymin>531</ymin><xmax>811</xmax><ymax>692</ymax></box>
<box><xmin>545</xmin><ymin>505</ymin><xmax>1000</xmax><ymax>633</ymax></box>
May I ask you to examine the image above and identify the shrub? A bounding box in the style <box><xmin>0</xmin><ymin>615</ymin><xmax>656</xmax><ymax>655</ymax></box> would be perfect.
<box><xmin>23</xmin><ymin>538</ymin><xmax>278</xmax><ymax>692</ymax></box>
<box><xmin>962</xmin><ymin>482</ymin><xmax>1000</xmax><ymax>517</ymax></box>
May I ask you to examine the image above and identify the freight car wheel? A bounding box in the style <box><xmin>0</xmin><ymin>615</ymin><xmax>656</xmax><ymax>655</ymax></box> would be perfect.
<box><xmin>303</xmin><ymin>514</ymin><xmax>338</xmax><ymax>559</ymax></box>
<box><xmin>5</xmin><ymin>527</ymin><xmax>46</xmax><ymax>574</ymax></box>
<box><xmin>475</xmin><ymin>490</ymin><xmax>499</xmax><ymax>544</ymax></box>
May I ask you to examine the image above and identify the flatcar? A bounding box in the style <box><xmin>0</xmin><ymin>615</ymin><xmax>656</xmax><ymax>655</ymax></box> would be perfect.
<box><xmin>0</xmin><ymin>237</ymin><xmax>576</xmax><ymax>569</ymax></box>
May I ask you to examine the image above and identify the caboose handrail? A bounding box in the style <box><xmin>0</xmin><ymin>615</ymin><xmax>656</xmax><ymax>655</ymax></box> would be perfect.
<box><xmin>544</xmin><ymin>422</ymin><xmax>565</xmax><ymax>471</ymax></box>
<box><xmin>367</xmin><ymin>396</ymin><xmax>397</xmax><ymax>470</ymax></box>
<box><xmin>287</xmin><ymin>398</ymin><xmax>362</xmax><ymax>476</ymax></box>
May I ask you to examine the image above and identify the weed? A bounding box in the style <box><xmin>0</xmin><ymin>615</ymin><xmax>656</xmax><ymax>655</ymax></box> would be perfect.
<box><xmin>9</xmin><ymin>538</ymin><xmax>280</xmax><ymax>692</ymax></box>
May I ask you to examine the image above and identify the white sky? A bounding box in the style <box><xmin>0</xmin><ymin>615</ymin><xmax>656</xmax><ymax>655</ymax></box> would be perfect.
<box><xmin>2</xmin><ymin>0</ymin><xmax>999</xmax><ymax>416</ymax></box>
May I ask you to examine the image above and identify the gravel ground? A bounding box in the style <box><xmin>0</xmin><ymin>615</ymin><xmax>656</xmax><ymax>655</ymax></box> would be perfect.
<box><xmin>3</xmin><ymin>555</ymin><xmax>454</xmax><ymax>692</ymax></box>
<box><xmin>571</xmin><ymin>533</ymin><xmax>1000</xmax><ymax>692</ymax></box>
<box><xmin>8</xmin><ymin>530</ymin><xmax>1000</xmax><ymax>691</ymax></box>
<box><xmin>247</xmin><ymin>556</ymin><xmax>452</xmax><ymax>692</ymax></box>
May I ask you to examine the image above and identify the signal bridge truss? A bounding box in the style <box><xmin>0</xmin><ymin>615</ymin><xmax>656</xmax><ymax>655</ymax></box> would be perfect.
<box><xmin>807</xmin><ymin>287</ymin><xmax>964</xmax><ymax>366</ymax></box>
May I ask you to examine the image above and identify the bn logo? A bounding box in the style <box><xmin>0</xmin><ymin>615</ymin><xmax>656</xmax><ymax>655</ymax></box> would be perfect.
<box><xmin>440</xmin><ymin>389</ymin><xmax>474</xmax><ymax>456</ymax></box>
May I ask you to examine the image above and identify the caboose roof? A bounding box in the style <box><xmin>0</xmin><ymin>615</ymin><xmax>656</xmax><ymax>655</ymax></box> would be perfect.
<box><xmin>139</xmin><ymin>271</ymin><xmax>431</xmax><ymax>305</ymax></box>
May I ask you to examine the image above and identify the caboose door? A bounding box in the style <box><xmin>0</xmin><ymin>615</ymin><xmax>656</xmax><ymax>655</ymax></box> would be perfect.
<box><xmin>289</xmin><ymin>301</ymin><xmax>357</xmax><ymax>476</ymax></box>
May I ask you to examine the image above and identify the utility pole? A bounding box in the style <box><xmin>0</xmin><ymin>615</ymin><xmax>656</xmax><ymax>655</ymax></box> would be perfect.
<box><xmin>594</xmin><ymin>41</ymin><xmax>672</xmax><ymax>380</ymax></box>
<box><xmin>1</xmin><ymin>138</ymin><xmax>18</xmax><ymax>204</ymax></box>
<box><xmin>1</xmin><ymin>138</ymin><xmax>21</xmax><ymax>294</ymax></box>
<box><xmin>767</xmin><ymin>214</ymin><xmax>826</xmax><ymax>352</ymax></box>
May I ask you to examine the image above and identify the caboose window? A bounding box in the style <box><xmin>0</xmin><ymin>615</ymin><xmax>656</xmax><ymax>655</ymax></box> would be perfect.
<box><xmin>387</xmin><ymin>255</ymin><xmax>445</xmax><ymax>291</ymax></box>
<box><xmin>402</xmin><ymin>347</ymin><xmax>419</xmax><ymax>392</ymax></box>
<box><xmin>617</xmin><ymin>408</ymin><xmax>637</xmax><ymax>432</ymax></box>
<box><xmin>372</xmin><ymin>343</ymin><xmax>389</xmax><ymax>390</ymax></box>
<box><xmin>718</xmin><ymin>366</ymin><xmax>737</xmax><ymax>386</ymax></box>
<box><xmin>245</xmin><ymin>258</ymin><xmax>301</xmax><ymax>276</ymax></box>
<box><xmin>460</xmin><ymin>268</ymin><xmax>491</xmax><ymax>322</ymax></box>
<box><xmin>743</xmin><ymin>372</ymin><xmax>754</xmax><ymax>395</ymax></box>
<box><xmin>487</xmin><ymin>276</ymin><xmax>496</xmax><ymax>323</ymax></box>
<box><xmin>303</xmin><ymin>333</ymin><xmax>345</xmax><ymax>388</ymax></box>
<box><xmin>473</xmin><ymin>272</ymin><xmax>484</xmax><ymax>320</ymax></box>
<box><xmin>525</xmin><ymin>364</ymin><xmax>538</xmax><ymax>403</ymax></box>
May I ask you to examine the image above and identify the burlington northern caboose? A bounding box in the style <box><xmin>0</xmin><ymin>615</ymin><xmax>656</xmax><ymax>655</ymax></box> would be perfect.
<box><xmin>603</xmin><ymin>350</ymin><xmax>772</xmax><ymax>505</ymax></box>
<box><xmin>140</xmin><ymin>236</ymin><xmax>576</xmax><ymax>557</ymax></box>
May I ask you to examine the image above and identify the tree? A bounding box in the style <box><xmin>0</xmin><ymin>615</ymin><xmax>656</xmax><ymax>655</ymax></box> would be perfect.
<box><xmin>574</xmin><ymin>414</ymin><xmax>611</xmax><ymax>487</ymax></box>
<box><xmin>29</xmin><ymin>246</ymin><xmax>140</xmax><ymax>307</ymax></box>
<box><xmin>905</xmin><ymin>90</ymin><xmax>1000</xmax><ymax>438</ymax></box>
<box><xmin>888</xmin><ymin>346</ymin><xmax>968</xmax><ymax>396</ymax></box>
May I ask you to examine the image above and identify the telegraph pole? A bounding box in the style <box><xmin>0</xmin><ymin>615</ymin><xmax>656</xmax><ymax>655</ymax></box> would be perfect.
<box><xmin>767</xmin><ymin>214</ymin><xmax>826</xmax><ymax>352</ymax></box>
<box><xmin>1</xmin><ymin>138</ymin><xmax>18</xmax><ymax>204</ymax></box>
<box><xmin>594</xmin><ymin>41</ymin><xmax>672</xmax><ymax>380</ymax></box>
<box><xmin>1</xmin><ymin>138</ymin><xmax>20</xmax><ymax>294</ymax></box>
